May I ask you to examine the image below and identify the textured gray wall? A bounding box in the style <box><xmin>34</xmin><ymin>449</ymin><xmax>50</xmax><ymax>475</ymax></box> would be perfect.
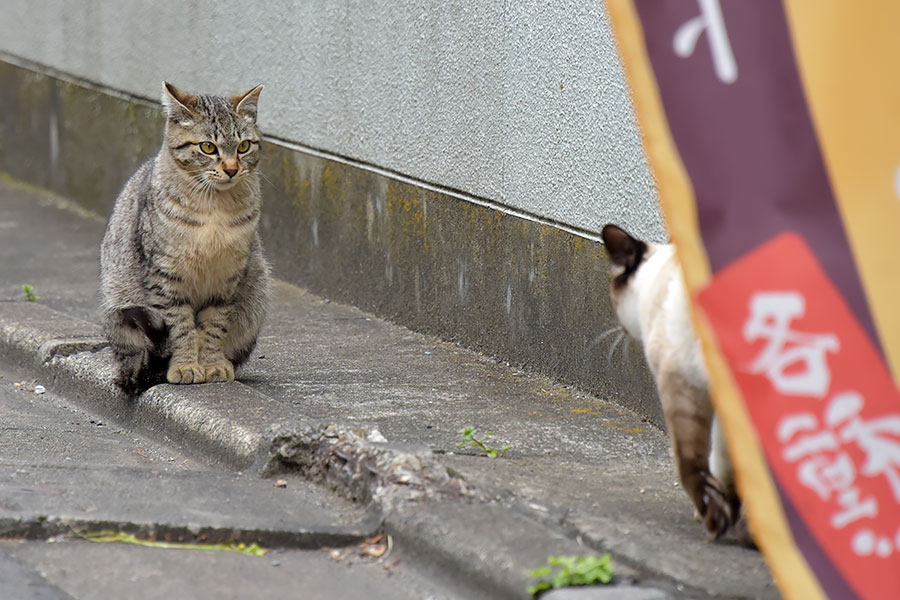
<box><xmin>0</xmin><ymin>0</ymin><xmax>665</xmax><ymax>241</ymax></box>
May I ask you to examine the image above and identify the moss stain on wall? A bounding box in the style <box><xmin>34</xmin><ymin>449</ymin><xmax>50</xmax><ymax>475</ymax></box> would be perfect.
<box><xmin>0</xmin><ymin>59</ymin><xmax>663</xmax><ymax>426</ymax></box>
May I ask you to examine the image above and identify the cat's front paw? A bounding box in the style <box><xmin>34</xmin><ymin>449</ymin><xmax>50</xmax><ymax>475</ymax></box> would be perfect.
<box><xmin>167</xmin><ymin>362</ymin><xmax>206</xmax><ymax>384</ymax></box>
<box><xmin>698</xmin><ymin>476</ymin><xmax>734</xmax><ymax>540</ymax></box>
<box><xmin>203</xmin><ymin>361</ymin><xmax>235</xmax><ymax>383</ymax></box>
<box><xmin>685</xmin><ymin>471</ymin><xmax>734</xmax><ymax>540</ymax></box>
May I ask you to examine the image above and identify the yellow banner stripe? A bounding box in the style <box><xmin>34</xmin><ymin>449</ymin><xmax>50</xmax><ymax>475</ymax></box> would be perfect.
<box><xmin>603</xmin><ymin>2</ymin><xmax>824</xmax><ymax>598</ymax></box>
<box><xmin>783</xmin><ymin>1</ymin><xmax>900</xmax><ymax>384</ymax></box>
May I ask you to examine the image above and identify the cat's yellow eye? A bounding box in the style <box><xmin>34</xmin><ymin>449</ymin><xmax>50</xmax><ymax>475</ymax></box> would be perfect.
<box><xmin>199</xmin><ymin>141</ymin><xmax>217</xmax><ymax>155</ymax></box>
<box><xmin>237</xmin><ymin>140</ymin><xmax>251</xmax><ymax>153</ymax></box>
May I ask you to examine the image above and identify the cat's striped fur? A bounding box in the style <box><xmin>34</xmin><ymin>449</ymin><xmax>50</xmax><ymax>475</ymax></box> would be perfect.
<box><xmin>100</xmin><ymin>82</ymin><xmax>270</xmax><ymax>395</ymax></box>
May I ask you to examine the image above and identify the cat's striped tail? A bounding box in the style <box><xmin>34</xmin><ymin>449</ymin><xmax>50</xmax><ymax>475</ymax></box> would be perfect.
<box><xmin>108</xmin><ymin>306</ymin><xmax>169</xmax><ymax>396</ymax></box>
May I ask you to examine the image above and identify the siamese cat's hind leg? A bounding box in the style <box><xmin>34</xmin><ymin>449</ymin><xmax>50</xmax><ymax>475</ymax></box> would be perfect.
<box><xmin>710</xmin><ymin>416</ymin><xmax>741</xmax><ymax>515</ymax></box>
<box><xmin>711</xmin><ymin>416</ymin><xmax>756</xmax><ymax>546</ymax></box>
<box><xmin>659</xmin><ymin>371</ymin><xmax>734</xmax><ymax>539</ymax></box>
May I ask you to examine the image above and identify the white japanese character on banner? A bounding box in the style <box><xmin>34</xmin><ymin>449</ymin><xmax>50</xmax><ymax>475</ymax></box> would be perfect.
<box><xmin>743</xmin><ymin>291</ymin><xmax>839</xmax><ymax>397</ymax></box>
<box><xmin>779</xmin><ymin>405</ymin><xmax>879</xmax><ymax>530</ymax></box>
<box><xmin>829</xmin><ymin>392</ymin><xmax>900</xmax><ymax>503</ymax></box>
<box><xmin>852</xmin><ymin>526</ymin><xmax>899</xmax><ymax>558</ymax></box>
<box><xmin>673</xmin><ymin>0</ymin><xmax>738</xmax><ymax>83</ymax></box>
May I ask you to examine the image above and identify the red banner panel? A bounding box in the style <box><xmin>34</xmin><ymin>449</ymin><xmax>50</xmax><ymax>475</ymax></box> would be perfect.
<box><xmin>698</xmin><ymin>233</ymin><xmax>900</xmax><ymax>599</ymax></box>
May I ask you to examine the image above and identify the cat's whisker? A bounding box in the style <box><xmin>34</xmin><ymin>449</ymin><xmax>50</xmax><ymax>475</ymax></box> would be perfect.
<box><xmin>185</xmin><ymin>177</ymin><xmax>207</xmax><ymax>198</ymax></box>
<box><xmin>184</xmin><ymin>171</ymin><xmax>210</xmax><ymax>195</ymax></box>
<box><xmin>184</xmin><ymin>173</ymin><xmax>208</xmax><ymax>191</ymax></box>
<box><xmin>202</xmin><ymin>179</ymin><xmax>215</xmax><ymax>206</ymax></box>
<box><xmin>607</xmin><ymin>330</ymin><xmax>625</xmax><ymax>362</ymax></box>
<box><xmin>191</xmin><ymin>177</ymin><xmax>207</xmax><ymax>205</ymax></box>
<box><xmin>255</xmin><ymin>169</ymin><xmax>275</xmax><ymax>187</ymax></box>
<box><xmin>597</xmin><ymin>325</ymin><xmax>623</xmax><ymax>343</ymax></box>
<box><xmin>589</xmin><ymin>325</ymin><xmax>623</xmax><ymax>351</ymax></box>
<box><xmin>184</xmin><ymin>182</ymin><xmax>203</xmax><ymax>201</ymax></box>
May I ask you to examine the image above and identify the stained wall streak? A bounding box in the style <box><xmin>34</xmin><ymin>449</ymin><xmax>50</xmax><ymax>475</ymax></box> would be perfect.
<box><xmin>0</xmin><ymin>60</ymin><xmax>663</xmax><ymax>424</ymax></box>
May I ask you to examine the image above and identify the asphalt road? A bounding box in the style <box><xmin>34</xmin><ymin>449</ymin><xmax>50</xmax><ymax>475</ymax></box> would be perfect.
<box><xmin>0</xmin><ymin>360</ymin><xmax>452</xmax><ymax>600</ymax></box>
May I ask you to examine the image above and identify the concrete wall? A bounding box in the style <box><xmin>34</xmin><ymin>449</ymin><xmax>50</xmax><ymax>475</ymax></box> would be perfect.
<box><xmin>0</xmin><ymin>0</ymin><xmax>663</xmax><ymax>242</ymax></box>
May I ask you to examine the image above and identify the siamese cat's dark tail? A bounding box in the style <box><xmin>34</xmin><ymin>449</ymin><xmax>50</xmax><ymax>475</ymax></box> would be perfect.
<box><xmin>107</xmin><ymin>306</ymin><xmax>169</xmax><ymax>396</ymax></box>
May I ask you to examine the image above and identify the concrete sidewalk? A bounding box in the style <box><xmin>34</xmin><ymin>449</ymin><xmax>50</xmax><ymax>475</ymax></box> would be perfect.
<box><xmin>0</xmin><ymin>178</ymin><xmax>777</xmax><ymax>598</ymax></box>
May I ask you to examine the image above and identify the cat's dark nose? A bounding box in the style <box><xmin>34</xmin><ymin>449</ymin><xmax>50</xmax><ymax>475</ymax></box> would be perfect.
<box><xmin>223</xmin><ymin>166</ymin><xmax>238</xmax><ymax>178</ymax></box>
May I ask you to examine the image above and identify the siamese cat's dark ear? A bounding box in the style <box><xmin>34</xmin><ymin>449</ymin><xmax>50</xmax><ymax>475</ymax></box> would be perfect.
<box><xmin>602</xmin><ymin>224</ymin><xmax>646</xmax><ymax>271</ymax></box>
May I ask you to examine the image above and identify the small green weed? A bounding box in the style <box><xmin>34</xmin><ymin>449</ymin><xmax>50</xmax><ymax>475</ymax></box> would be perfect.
<box><xmin>457</xmin><ymin>426</ymin><xmax>510</xmax><ymax>458</ymax></box>
<box><xmin>528</xmin><ymin>554</ymin><xmax>615</xmax><ymax>596</ymax></box>
<box><xmin>22</xmin><ymin>284</ymin><xmax>38</xmax><ymax>302</ymax></box>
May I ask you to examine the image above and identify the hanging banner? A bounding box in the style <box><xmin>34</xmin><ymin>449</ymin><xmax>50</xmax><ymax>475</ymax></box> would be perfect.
<box><xmin>605</xmin><ymin>2</ymin><xmax>900</xmax><ymax>598</ymax></box>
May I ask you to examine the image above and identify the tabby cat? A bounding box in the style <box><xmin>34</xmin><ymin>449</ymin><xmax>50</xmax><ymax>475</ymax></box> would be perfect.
<box><xmin>601</xmin><ymin>224</ymin><xmax>749</xmax><ymax>542</ymax></box>
<box><xmin>99</xmin><ymin>82</ymin><xmax>270</xmax><ymax>395</ymax></box>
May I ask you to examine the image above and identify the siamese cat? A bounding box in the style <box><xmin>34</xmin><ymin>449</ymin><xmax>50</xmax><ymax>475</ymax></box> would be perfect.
<box><xmin>601</xmin><ymin>224</ymin><xmax>750</xmax><ymax>543</ymax></box>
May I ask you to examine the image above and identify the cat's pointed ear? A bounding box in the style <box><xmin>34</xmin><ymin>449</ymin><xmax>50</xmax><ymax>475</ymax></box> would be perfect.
<box><xmin>230</xmin><ymin>85</ymin><xmax>263</xmax><ymax>123</ymax></box>
<box><xmin>601</xmin><ymin>224</ymin><xmax>646</xmax><ymax>271</ymax></box>
<box><xmin>161</xmin><ymin>81</ymin><xmax>196</xmax><ymax>126</ymax></box>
